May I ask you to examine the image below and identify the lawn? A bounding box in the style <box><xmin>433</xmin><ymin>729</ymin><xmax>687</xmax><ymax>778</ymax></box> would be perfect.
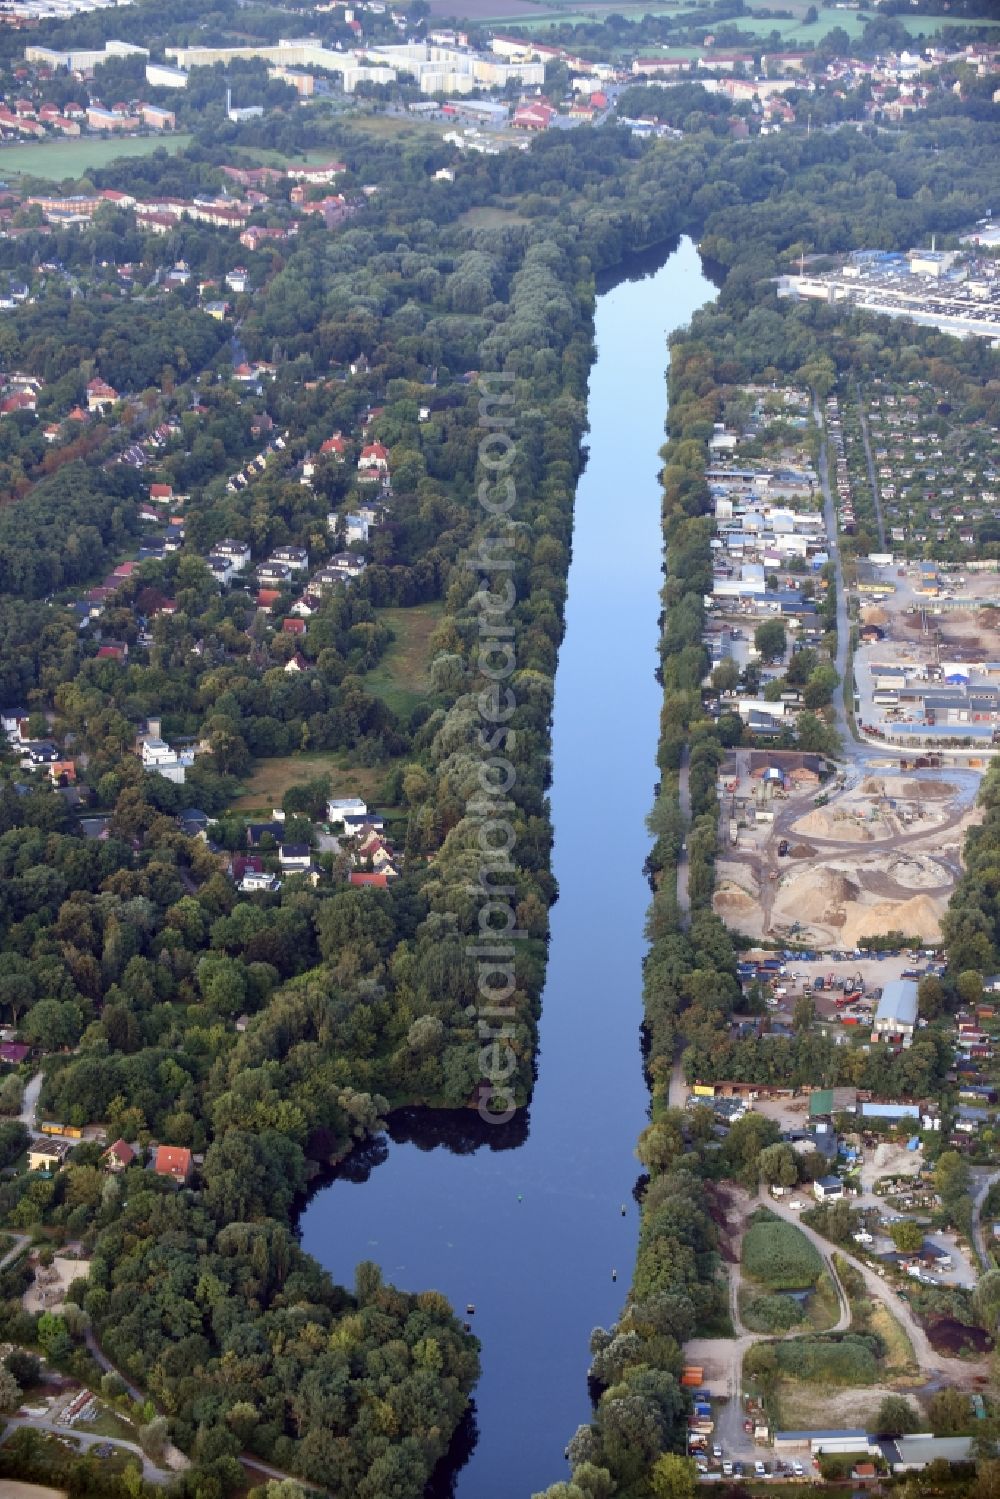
<box><xmin>742</xmin><ymin>1212</ymin><xmax>824</xmax><ymax>1291</ymax></box>
<box><xmin>344</xmin><ymin>113</ymin><xmax>454</xmax><ymax>142</ymax></box>
<box><xmin>0</xmin><ymin>133</ymin><xmax>192</xmax><ymax>181</ymax></box>
<box><xmin>229</xmin><ymin>755</ymin><xmax>388</xmax><ymax>815</ymax></box>
<box><xmin>364</xmin><ymin>601</ymin><xmax>444</xmax><ymax>719</ymax></box>
<box><xmin>76</xmin><ymin>1405</ymin><xmax>141</xmax><ymax>1444</ymax></box>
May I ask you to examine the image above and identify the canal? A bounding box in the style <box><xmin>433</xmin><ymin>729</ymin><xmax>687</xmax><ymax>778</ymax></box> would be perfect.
<box><xmin>300</xmin><ymin>235</ymin><xmax>717</xmax><ymax>1497</ymax></box>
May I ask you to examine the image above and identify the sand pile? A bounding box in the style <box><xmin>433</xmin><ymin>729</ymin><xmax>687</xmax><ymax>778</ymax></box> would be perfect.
<box><xmin>885</xmin><ymin>854</ymin><xmax>947</xmax><ymax>890</ymax></box>
<box><xmin>841</xmin><ymin>892</ymin><xmax>943</xmax><ymax>946</ymax></box>
<box><xmin>860</xmin><ymin>605</ymin><xmax>888</xmax><ymax>626</ymax></box>
<box><xmin>901</xmin><ymin>778</ymin><xmax>951</xmax><ymax>800</ymax></box>
<box><xmin>793</xmin><ymin>807</ymin><xmax>879</xmax><ymax>842</ymax></box>
<box><xmin>777</xmin><ymin>869</ymin><xmax>858</xmax><ymax>926</ymax></box>
<box><xmin>715</xmin><ymin>885</ymin><xmax>758</xmax><ymax>913</ymax></box>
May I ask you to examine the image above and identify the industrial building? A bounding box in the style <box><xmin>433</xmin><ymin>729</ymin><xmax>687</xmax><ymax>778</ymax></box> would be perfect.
<box><xmin>872</xmin><ymin>978</ymin><xmax>919</xmax><ymax>1042</ymax></box>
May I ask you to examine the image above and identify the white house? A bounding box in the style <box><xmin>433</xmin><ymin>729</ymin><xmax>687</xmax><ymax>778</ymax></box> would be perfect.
<box><xmin>344</xmin><ymin>512</ymin><xmax>371</xmax><ymax>545</ymax></box>
<box><xmin>141</xmin><ymin>736</ymin><xmax>195</xmax><ymax>785</ymax></box>
<box><xmin>271</xmin><ymin>545</ymin><xmax>309</xmax><ymax>571</ymax></box>
<box><xmin>240</xmin><ymin>869</ymin><xmax>281</xmax><ymax>893</ymax></box>
<box><xmin>279</xmin><ymin>843</ymin><xmax>312</xmax><ymax>871</ymax></box>
<box><xmin>328</xmin><ymin>796</ymin><xmax>368</xmax><ymax>827</ymax></box>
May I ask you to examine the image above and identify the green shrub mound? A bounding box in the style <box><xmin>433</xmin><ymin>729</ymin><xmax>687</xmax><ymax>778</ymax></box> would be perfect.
<box><xmin>774</xmin><ymin>1334</ymin><xmax>880</xmax><ymax>1385</ymax></box>
<box><xmin>742</xmin><ymin>1215</ymin><xmax>824</xmax><ymax>1291</ymax></box>
<box><xmin>742</xmin><ymin>1294</ymin><xmax>805</xmax><ymax>1333</ymax></box>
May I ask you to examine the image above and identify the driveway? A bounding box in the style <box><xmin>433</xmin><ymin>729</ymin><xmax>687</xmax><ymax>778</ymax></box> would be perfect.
<box><xmin>18</xmin><ymin>1071</ymin><xmax>43</xmax><ymax>1136</ymax></box>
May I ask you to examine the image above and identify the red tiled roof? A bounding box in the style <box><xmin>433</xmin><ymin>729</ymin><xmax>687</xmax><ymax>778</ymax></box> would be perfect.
<box><xmin>154</xmin><ymin>1144</ymin><xmax>192</xmax><ymax>1180</ymax></box>
<box><xmin>103</xmin><ymin>1138</ymin><xmax>135</xmax><ymax>1167</ymax></box>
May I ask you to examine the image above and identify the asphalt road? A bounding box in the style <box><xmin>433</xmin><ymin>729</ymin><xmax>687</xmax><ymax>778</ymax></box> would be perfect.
<box><xmin>814</xmin><ymin>392</ymin><xmax>860</xmax><ymax>765</ymax></box>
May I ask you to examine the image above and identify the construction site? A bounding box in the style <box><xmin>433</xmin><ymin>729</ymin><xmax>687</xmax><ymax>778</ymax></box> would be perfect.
<box><xmin>713</xmin><ymin>749</ymin><xmax>981</xmax><ymax>948</ymax></box>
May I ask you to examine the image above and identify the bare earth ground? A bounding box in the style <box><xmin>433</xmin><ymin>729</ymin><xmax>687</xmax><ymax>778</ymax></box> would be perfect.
<box><xmin>230</xmin><ymin>757</ymin><xmax>386</xmax><ymax>814</ymax></box>
<box><xmin>714</xmin><ymin>769</ymin><xmax>981</xmax><ymax>947</ymax></box>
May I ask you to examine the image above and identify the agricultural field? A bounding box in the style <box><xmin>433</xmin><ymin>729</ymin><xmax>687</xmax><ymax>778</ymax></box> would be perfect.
<box><xmin>0</xmin><ymin>134</ymin><xmax>192</xmax><ymax>181</ymax></box>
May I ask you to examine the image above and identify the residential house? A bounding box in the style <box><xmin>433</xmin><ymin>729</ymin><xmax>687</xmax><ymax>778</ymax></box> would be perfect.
<box><xmin>279</xmin><ymin>843</ymin><xmax>313</xmax><ymax>872</ymax></box>
<box><xmin>28</xmin><ymin>1139</ymin><xmax>72</xmax><ymax>1173</ymax></box>
<box><xmin>270</xmin><ymin>545</ymin><xmax>309</xmax><ymax>571</ymax></box>
<box><xmin>241</xmin><ymin>868</ymin><xmax>281</xmax><ymax>893</ymax></box>
<box><xmin>285</xmin><ymin>652</ymin><xmax>310</xmax><ymax>674</ymax></box>
<box><xmin>86</xmin><ymin>378</ymin><xmax>118</xmax><ymax>413</ymax></box>
<box><xmin>328</xmin><ymin>796</ymin><xmax>369</xmax><ymax>827</ymax></box>
<box><xmin>257</xmin><ymin>561</ymin><xmax>291</xmax><ymax>588</ymax></box>
<box><xmin>813</xmin><ymin>1175</ymin><xmax>843</xmax><ymax>1201</ymax></box>
<box><xmin>141</xmin><ymin>735</ymin><xmax>195</xmax><ymax>785</ymax></box>
<box><xmin>154</xmin><ymin>1144</ymin><xmax>193</xmax><ymax>1184</ymax></box>
<box><xmin>357</xmin><ymin>441</ymin><xmax>389</xmax><ymax>478</ymax></box>
<box><xmin>102</xmin><ymin>1138</ymin><xmax>136</xmax><ymax>1172</ymax></box>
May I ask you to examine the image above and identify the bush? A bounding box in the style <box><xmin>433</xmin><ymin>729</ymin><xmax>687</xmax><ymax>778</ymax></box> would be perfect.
<box><xmin>774</xmin><ymin>1335</ymin><xmax>880</xmax><ymax>1385</ymax></box>
<box><xmin>742</xmin><ymin>1216</ymin><xmax>824</xmax><ymax>1290</ymax></box>
<box><xmin>742</xmin><ymin>1294</ymin><xmax>804</xmax><ymax>1333</ymax></box>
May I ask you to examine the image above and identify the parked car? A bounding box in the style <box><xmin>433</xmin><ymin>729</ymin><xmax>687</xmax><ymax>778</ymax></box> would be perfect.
<box><xmin>723</xmin><ymin>1461</ymin><xmax>734</xmax><ymax>1477</ymax></box>
<box><xmin>793</xmin><ymin>1461</ymin><xmax>804</xmax><ymax>1477</ymax></box>
<box><xmin>713</xmin><ymin>1445</ymin><xmax>723</xmax><ymax>1460</ymax></box>
<box><xmin>755</xmin><ymin>1461</ymin><xmax>767</xmax><ymax>1478</ymax></box>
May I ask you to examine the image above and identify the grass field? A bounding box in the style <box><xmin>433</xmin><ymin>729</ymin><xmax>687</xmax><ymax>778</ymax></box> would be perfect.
<box><xmin>462</xmin><ymin>0</ymin><xmax>999</xmax><ymax>36</ymax></box>
<box><xmin>722</xmin><ymin>10</ymin><xmax>1000</xmax><ymax>44</ymax></box>
<box><xmin>0</xmin><ymin>133</ymin><xmax>192</xmax><ymax>181</ymax></box>
<box><xmin>230</xmin><ymin>754</ymin><xmax>387</xmax><ymax>815</ymax></box>
<box><xmin>364</xmin><ymin>601</ymin><xmax>444</xmax><ymax>719</ymax></box>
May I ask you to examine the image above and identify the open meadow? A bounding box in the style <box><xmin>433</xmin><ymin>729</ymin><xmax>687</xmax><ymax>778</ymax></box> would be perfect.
<box><xmin>0</xmin><ymin>133</ymin><xmax>192</xmax><ymax>181</ymax></box>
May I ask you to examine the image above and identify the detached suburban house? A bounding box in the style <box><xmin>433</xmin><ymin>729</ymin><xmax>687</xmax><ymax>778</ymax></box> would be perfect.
<box><xmin>28</xmin><ymin>1139</ymin><xmax>72</xmax><ymax>1173</ymax></box>
<box><xmin>154</xmin><ymin>1145</ymin><xmax>193</xmax><ymax>1184</ymax></box>
<box><xmin>102</xmin><ymin>1138</ymin><xmax>136</xmax><ymax>1172</ymax></box>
